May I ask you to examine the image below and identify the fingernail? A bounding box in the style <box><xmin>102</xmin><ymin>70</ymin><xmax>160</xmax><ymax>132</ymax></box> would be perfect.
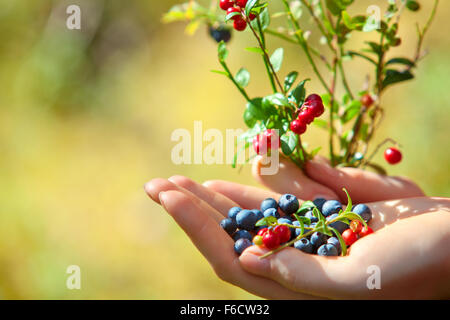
<box><xmin>158</xmin><ymin>192</ymin><xmax>166</xmax><ymax>207</ymax></box>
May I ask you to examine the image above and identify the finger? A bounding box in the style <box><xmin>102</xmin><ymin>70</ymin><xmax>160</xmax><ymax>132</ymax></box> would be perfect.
<box><xmin>144</xmin><ymin>178</ymin><xmax>224</xmax><ymax>223</ymax></box>
<box><xmin>305</xmin><ymin>160</ymin><xmax>425</xmax><ymax>203</ymax></box>
<box><xmin>168</xmin><ymin>175</ymin><xmax>239</xmax><ymax>216</ymax></box>
<box><xmin>252</xmin><ymin>156</ymin><xmax>339</xmax><ymax>201</ymax></box>
<box><xmin>159</xmin><ymin>190</ymin><xmax>320</xmax><ymax>299</ymax></box>
<box><xmin>203</xmin><ymin>180</ymin><xmax>281</xmax><ymax>210</ymax></box>
<box><xmin>239</xmin><ymin>245</ymin><xmax>355</xmax><ymax>299</ymax></box>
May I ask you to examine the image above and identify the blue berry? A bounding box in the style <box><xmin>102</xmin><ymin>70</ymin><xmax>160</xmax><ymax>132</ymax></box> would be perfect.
<box><xmin>220</xmin><ymin>218</ymin><xmax>237</xmax><ymax>235</ymax></box>
<box><xmin>278</xmin><ymin>194</ymin><xmax>299</xmax><ymax>215</ymax></box>
<box><xmin>252</xmin><ymin>209</ymin><xmax>264</xmax><ymax>223</ymax></box>
<box><xmin>317</xmin><ymin>243</ymin><xmax>338</xmax><ymax>256</ymax></box>
<box><xmin>327</xmin><ymin>213</ymin><xmax>348</xmax><ymax>234</ymax></box>
<box><xmin>294</xmin><ymin>238</ymin><xmax>314</xmax><ymax>254</ymax></box>
<box><xmin>305</xmin><ymin>210</ymin><xmax>319</xmax><ymax>224</ymax></box>
<box><xmin>228</xmin><ymin>207</ymin><xmax>242</xmax><ymax>222</ymax></box>
<box><xmin>234</xmin><ymin>238</ymin><xmax>252</xmax><ymax>255</ymax></box>
<box><xmin>327</xmin><ymin>237</ymin><xmax>342</xmax><ymax>255</ymax></box>
<box><xmin>260</xmin><ymin>198</ymin><xmax>278</xmax><ymax>213</ymax></box>
<box><xmin>263</xmin><ymin>207</ymin><xmax>280</xmax><ymax>219</ymax></box>
<box><xmin>209</xmin><ymin>25</ymin><xmax>232</xmax><ymax>43</ymax></box>
<box><xmin>313</xmin><ymin>197</ymin><xmax>327</xmax><ymax>212</ymax></box>
<box><xmin>310</xmin><ymin>232</ymin><xmax>328</xmax><ymax>249</ymax></box>
<box><xmin>352</xmin><ymin>204</ymin><xmax>372</xmax><ymax>223</ymax></box>
<box><xmin>321</xmin><ymin>200</ymin><xmax>342</xmax><ymax>217</ymax></box>
<box><xmin>233</xmin><ymin>230</ymin><xmax>252</xmax><ymax>242</ymax></box>
<box><xmin>236</xmin><ymin>210</ymin><xmax>257</xmax><ymax>231</ymax></box>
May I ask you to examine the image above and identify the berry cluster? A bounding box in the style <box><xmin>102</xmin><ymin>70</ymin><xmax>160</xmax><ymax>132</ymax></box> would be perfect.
<box><xmin>252</xmin><ymin>129</ymin><xmax>280</xmax><ymax>155</ymax></box>
<box><xmin>290</xmin><ymin>94</ymin><xmax>325</xmax><ymax>135</ymax></box>
<box><xmin>220</xmin><ymin>193</ymin><xmax>374</xmax><ymax>257</ymax></box>
<box><xmin>219</xmin><ymin>0</ymin><xmax>256</xmax><ymax>32</ymax></box>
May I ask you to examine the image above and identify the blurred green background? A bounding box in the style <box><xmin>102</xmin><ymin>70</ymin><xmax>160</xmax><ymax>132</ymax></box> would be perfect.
<box><xmin>0</xmin><ymin>0</ymin><xmax>448</xmax><ymax>299</ymax></box>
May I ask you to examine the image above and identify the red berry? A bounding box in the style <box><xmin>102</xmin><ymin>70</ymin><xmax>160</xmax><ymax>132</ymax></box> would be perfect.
<box><xmin>361</xmin><ymin>93</ymin><xmax>374</xmax><ymax>108</ymax></box>
<box><xmin>262</xmin><ymin>230</ymin><xmax>281</xmax><ymax>250</ymax></box>
<box><xmin>384</xmin><ymin>147</ymin><xmax>402</xmax><ymax>165</ymax></box>
<box><xmin>273</xmin><ymin>225</ymin><xmax>291</xmax><ymax>243</ymax></box>
<box><xmin>359</xmin><ymin>226</ymin><xmax>374</xmax><ymax>238</ymax></box>
<box><xmin>297</xmin><ymin>108</ymin><xmax>315</xmax><ymax>125</ymax></box>
<box><xmin>304</xmin><ymin>99</ymin><xmax>324</xmax><ymax>117</ymax></box>
<box><xmin>227</xmin><ymin>7</ymin><xmax>242</xmax><ymax>20</ymax></box>
<box><xmin>219</xmin><ymin>0</ymin><xmax>234</xmax><ymax>11</ymax></box>
<box><xmin>342</xmin><ymin>229</ymin><xmax>358</xmax><ymax>246</ymax></box>
<box><xmin>349</xmin><ymin>220</ymin><xmax>363</xmax><ymax>234</ymax></box>
<box><xmin>305</xmin><ymin>94</ymin><xmax>322</xmax><ymax>104</ymax></box>
<box><xmin>248</xmin><ymin>13</ymin><xmax>257</xmax><ymax>21</ymax></box>
<box><xmin>252</xmin><ymin>135</ymin><xmax>264</xmax><ymax>155</ymax></box>
<box><xmin>235</xmin><ymin>0</ymin><xmax>248</xmax><ymax>7</ymax></box>
<box><xmin>263</xmin><ymin>129</ymin><xmax>280</xmax><ymax>149</ymax></box>
<box><xmin>257</xmin><ymin>228</ymin><xmax>269</xmax><ymax>236</ymax></box>
<box><xmin>290</xmin><ymin>119</ymin><xmax>307</xmax><ymax>135</ymax></box>
<box><xmin>233</xmin><ymin>17</ymin><xmax>247</xmax><ymax>31</ymax></box>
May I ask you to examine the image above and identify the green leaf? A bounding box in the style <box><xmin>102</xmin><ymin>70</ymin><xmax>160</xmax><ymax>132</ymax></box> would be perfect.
<box><xmin>235</xmin><ymin>68</ymin><xmax>250</xmax><ymax>88</ymax></box>
<box><xmin>342</xmin><ymin>212</ymin><xmax>367</xmax><ymax>227</ymax></box>
<box><xmin>382</xmin><ymin>69</ymin><xmax>414</xmax><ymax>89</ymax></box>
<box><xmin>310</xmin><ymin>146</ymin><xmax>322</xmax><ymax>158</ymax></box>
<box><xmin>243</xmin><ymin>109</ymin><xmax>257</xmax><ymax>128</ymax></box>
<box><xmin>341</xmin><ymin>188</ymin><xmax>352</xmax><ymax>214</ymax></box>
<box><xmin>210</xmin><ymin>70</ymin><xmax>229</xmax><ymax>76</ymax></box>
<box><xmin>289</xmin><ymin>79</ymin><xmax>309</xmax><ymax>106</ymax></box>
<box><xmin>329</xmin><ymin>227</ymin><xmax>348</xmax><ymax>256</ymax></box>
<box><xmin>263</xmin><ymin>93</ymin><xmax>291</xmax><ymax>107</ymax></box>
<box><xmin>284</xmin><ymin>71</ymin><xmax>298</xmax><ymax>92</ymax></box>
<box><xmin>313</xmin><ymin>207</ymin><xmax>326</xmax><ymax>222</ymax></box>
<box><xmin>293</xmin><ymin>214</ymin><xmax>307</xmax><ymax>236</ymax></box>
<box><xmin>226</xmin><ymin>11</ymin><xmax>242</xmax><ymax>21</ymax></box>
<box><xmin>325</xmin><ymin>0</ymin><xmax>354</xmax><ymax>16</ymax></box>
<box><xmin>342</xmin><ymin>100</ymin><xmax>362</xmax><ymax>123</ymax></box>
<box><xmin>270</xmin><ymin>48</ymin><xmax>284</xmax><ymax>73</ymax></box>
<box><xmin>280</xmin><ymin>132</ymin><xmax>298</xmax><ymax>156</ymax></box>
<box><xmin>258</xmin><ymin>7</ymin><xmax>270</xmax><ymax>31</ymax></box>
<box><xmin>245</xmin><ymin>98</ymin><xmax>265</xmax><ymax>120</ymax></box>
<box><xmin>314</xmin><ymin>220</ymin><xmax>333</xmax><ymax>236</ymax></box>
<box><xmin>346</xmin><ymin>51</ymin><xmax>377</xmax><ymax>65</ymax></box>
<box><xmin>255</xmin><ymin>215</ymin><xmax>277</xmax><ymax>227</ymax></box>
<box><xmin>245</xmin><ymin>0</ymin><xmax>259</xmax><ymax>16</ymax></box>
<box><xmin>386</xmin><ymin>57</ymin><xmax>416</xmax><ymax>67</ymax></box>
<box><xmin>245</xmin><ymin>47</ymin><xmax>264</xmax><ymax>55</ymax></box>
<box><xmin>218</xmin><ymin>41</ymin><xmax>228</xmax><ymax>61</ymax></box>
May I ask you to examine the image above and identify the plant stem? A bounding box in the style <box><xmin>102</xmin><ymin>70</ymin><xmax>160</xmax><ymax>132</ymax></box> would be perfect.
<box><xmin>329</xmin><ymin>59</ymin><xmax>338</xmax><ymax>166</ymax></box>
<box><xmin>220</xmin><ymin>61</ymin><xmax>251</xmax><ymax>102</ymax></box>
<box><xmin>281</xmin><ymin>0</ymin><xmax>331</xmax><ymax>94</ymax></box>
<box><xmin>257</xmin><ymin>17</ymin><xmax>278</xmax><ymax>94</ymax></box>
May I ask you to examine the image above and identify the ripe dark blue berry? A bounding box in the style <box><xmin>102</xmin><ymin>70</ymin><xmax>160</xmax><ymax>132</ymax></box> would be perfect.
<box><xmin>312</xmin><ymin>197</ymin><xmax>327</xmax><ymax>212</ymax></box>
<box><xmin>327</xmin><ymin>237</ymin><xmax>342</xmax><ymax>255</ymax></box>
<box><xmin>209</xmin><ymin>25</ymin><xmax>232</xmax><ymax>43</ymax></box>
<box><xmin>228</xmin><ymin>207</ymin><xmax>241</xmax><ymax>222</ymax></box>
<box><xmin>327</xmin><ymin>213</ymin><xmax>348</xmax><ymax>234</ymax></box>
<box><xmin>321</xmin><ymin>200</ymin><xmax>342</xmax><ymax>217</ymax></box>
<box><xmin>234</xmin><ymin>238</ymin><xmax>252</xmax><ymax>255</ymax></box>
<box><xmin>352</xmin><ymin>204</ymin><xmax>372</xmax><ymax>223</ymax></box>
<box><xmin>236</xmin><ymin>209</ymin><xmax>257</xmax><ymax>231</ymax></box>
<box><xmin>260</xmin><ymin>198</ymin><xmax>278</xmax><ymax>213</ymax></box>
<box><xmin>220</xmin><ymin>218</ymin><xmax>237</xmax><ymax>235</ymax></box>
<box><xmin>305</xmin><ymin>210</ymin><xmax>319</xmax><ymax>224</ymax></box>
<box><xmin>278</xmin><ymin>194</ymin><xmax>299</xmax><ymax>215</ymax></box>
<box><xmin>233</xmin><ymin>230</ymin><xmax>252</xmax><ymax>242</ymax></box>
<box><xmin>310</xmin><ymin>232</ymin><xmax>328</xmax><ymax>250</ymax></box>
<box><xmin>263</xmin><ymin>207</ymin><xmax>280</xmax><ymax>219</ymax></box>
<box><xmin>317</xmin><ymin>243</ymin><xmax>338</xmax><ymax>256</ymax></box>
<box><xmin>294</xmin><ymin>238</ymin><xmax>314</xmax><ymax>254</ymax></box>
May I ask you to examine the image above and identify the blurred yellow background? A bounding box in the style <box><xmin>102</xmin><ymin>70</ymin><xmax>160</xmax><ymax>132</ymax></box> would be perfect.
<box><xmin>0</xmin><ymin>0</ymin><xmax>448</xmax><ymax>299</ymax></box>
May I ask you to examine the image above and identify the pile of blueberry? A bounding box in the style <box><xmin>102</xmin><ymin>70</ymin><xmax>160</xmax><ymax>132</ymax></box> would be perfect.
<box><xmin>220</xmin><ymin>194</ymin><xmax>374</xmax><ymax>257</ymax></box>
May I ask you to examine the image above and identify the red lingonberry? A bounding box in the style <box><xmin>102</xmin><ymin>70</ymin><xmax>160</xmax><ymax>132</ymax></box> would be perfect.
<box><xmin>262</xmin><ymin>129</ymin><xmax>280</xmax><ymax>149</ymax></box>
<box><xmin>361</xmin><ymin>93</ymin><xmax>374</xmax><ymax>108</ymax></box>
<box><xmin>227</xmin><ymin>7</ymin><xmax>242</xmax><ymax>20</ymax></box>
<box><xmin>342</xmin><ymin>229</ymin><xmax>358</xmax><ymax>246</ymax></box>
<box><xmin>359</xmin><ymin>226</ymin><xmax>374</xmax><ymax>238</ymax></box>
<box><xmin>384</xmin><ymin>147</ymin><xmax>402</xmax><ymax>165</ymax></box>
<box><xmin>290</xmin><ymin>119</ymin><xmax>307</xmax><ymax>135</ymax></box>
<box><xmin>219</xmin><ymin>0</ymin><xmax>234</xmax><ymax>11</ymax></box>
<box><xmin>262</xmin><ymin>230</ymin><xmax>281</xmax><ymax>250</ymax></box>
<box><xmin>257</xmin><ymin>228</ymin><xmax>269</xmax><ymax>236</ymax></box>
<box><xmin>253</xmin><ymin>235</ymin><xmax>264</xmax><ymax>246</ymax></box>
<box><xmin>297</xmin><ymin>107</ymin><xmax>315</xmax><ymax>125</ymax></box>
<box><xmin>248</xmin><ymin>13</ymin><xmax>257</xmax><ymax>21</ymax></box>
<box><xmin>235</xmin><ymin>0</ymin><xmax>248</xmax><ymax>7</ymax></box>
<box><xmin>273</xmin><ymin>225</ymin><xmax>291</xmax><ymax>243</ymax></box>
<box><xmin>233</xmin><ymin>17</ymin><xmax>247</xmax><ymax>31</ymax></box>
<box><xmin>304</xmin><ymin>99</ymin><xmax>325</xmax><ymax>117</ymax></box>
<box><xmin>252</xmin><ymin>135</ymin><xmax>264</xmax><ymax>155</ymax></box>
<box><xmin>305</xmin><ymin>94</ymin><xmax>322</xmax><ymax>103</ymax></box>
<box><xmin>349</xmin><ymin>220</ymin><xmax>363</xmax><ymax>234</ymax></box>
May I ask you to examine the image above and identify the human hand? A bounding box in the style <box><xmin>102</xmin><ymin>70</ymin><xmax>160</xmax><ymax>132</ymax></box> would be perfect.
<box><xmin>145</xmin><ymin>176</ymin><xmax>450</xmax><ymax>299</ymax></box>
<box><xmin>252</xmin><ymin>156</ymin><xmax>425</xmax><ymax>203</ymax></box>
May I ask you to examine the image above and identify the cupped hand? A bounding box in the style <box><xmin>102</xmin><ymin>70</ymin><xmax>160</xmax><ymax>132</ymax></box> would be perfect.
<box><xmin>145</xmin><ymin>176</ymin><xmax>450</xmax><ymax>299</ymax></box>
<box><xmin>252</xmin><ymin>155</ymin><xmax>425</xmax><ymax>203</ymax></box>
